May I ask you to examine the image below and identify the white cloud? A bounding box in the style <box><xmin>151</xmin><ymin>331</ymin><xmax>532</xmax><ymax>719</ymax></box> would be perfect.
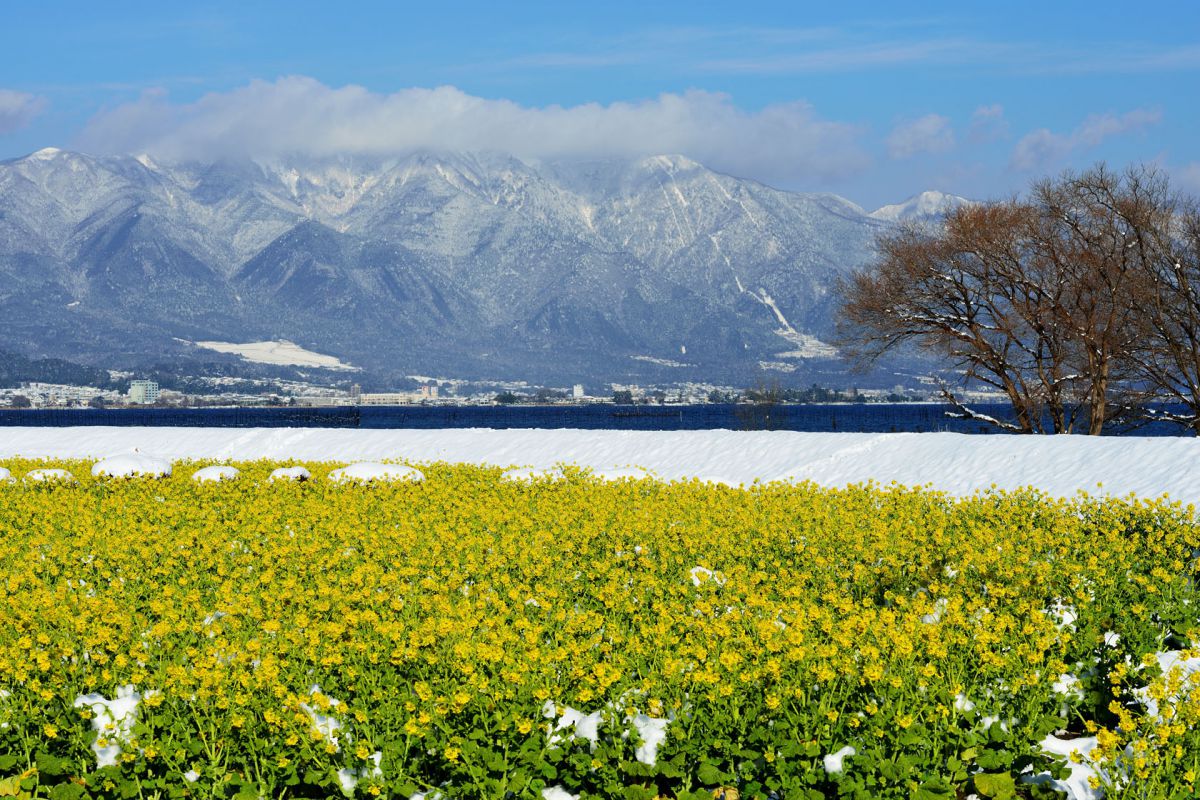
<box><xmin>968</xmin><ymin>104</ymin><xmax>1008</xmax><ymax>143</ymax></box>
<box><xmin>885</xmin><ymin>114</ymin><xmax>955</xmax><ymax>159</ymax></box>
<box><xmin>1177</xmin><ymin>162</ymin><xmax>1200</xmax><ymax>194</ymax></box>
<box><xmin>75</xmin><ymin>77</ymin><xmax>869</xmax><ymax>183</ymax></box>
<box><xmin>0</xmin><ymin>89</ymin><xmax>47</xmax><ymax>135</ymax></box>
<box><xmin>1010</xmin><ymin>108</ymin><xmax>1162</xmax><ymax>172</ymax></box>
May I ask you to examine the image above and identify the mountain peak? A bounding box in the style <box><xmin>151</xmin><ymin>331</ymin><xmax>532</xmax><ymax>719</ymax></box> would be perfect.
<box><xmin>869</xmin><ymin>190</ymin><xmax>973</xmax><ymax>223</ymax></box>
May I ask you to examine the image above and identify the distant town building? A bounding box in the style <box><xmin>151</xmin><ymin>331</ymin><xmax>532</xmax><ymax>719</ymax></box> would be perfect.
<box><xmin>572</xmin><ymin>384</ymin><xmax>585</xmax><ymax>399</ymax></box>
<box><xmin>350</xmin><ymin>383</ymin><xmax>362</xmax><ymax>401</ymax></box>
<box><xmin>128</xmin><ymin>380</ymin><xmax>160</xmax><ymax>405</ymax></box>
<box><xmin>420</xmin><ymin>384</ymin><xmax>438</xmax><ymax>399</ymax></box>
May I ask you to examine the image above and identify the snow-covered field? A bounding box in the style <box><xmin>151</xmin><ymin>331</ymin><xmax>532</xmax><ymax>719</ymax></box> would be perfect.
<box><xmin>1</xmin><ymin>427</ymin><xmax>1197</xmax><ymax>499</ymax></box>
<box><xmin>189</xmin><ymin>339</ymin><xmax>358</xmax><ymax>370</ymax></box>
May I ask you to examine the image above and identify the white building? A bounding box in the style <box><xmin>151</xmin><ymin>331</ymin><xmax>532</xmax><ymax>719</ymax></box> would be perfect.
<box><xmin>128</xmin><ymin>380</ymin><xmax>160</xmax><ymax>404</ymax></box>
<box><xmin>572</xmin><ymin>384</ymin><xmax>585</xmax><ymax>399</ymax></box>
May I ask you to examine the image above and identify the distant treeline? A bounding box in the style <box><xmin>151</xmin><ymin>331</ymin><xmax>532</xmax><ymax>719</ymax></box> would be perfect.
<box><xmin>0</xmin><ymin>349</ymin><xmax>122</xmax><ymax>391</ymax></box>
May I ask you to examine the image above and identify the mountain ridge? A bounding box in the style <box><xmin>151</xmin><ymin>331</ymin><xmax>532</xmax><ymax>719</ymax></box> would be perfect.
<box><xmin>0</xmin><ymin>148</ymin><xmax>952</xmax><ymax>385</ymax></box>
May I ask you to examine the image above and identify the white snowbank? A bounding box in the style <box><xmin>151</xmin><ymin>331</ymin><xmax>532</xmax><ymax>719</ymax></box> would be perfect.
<box><xmin>328</xmin><ymin>462</ymin><xmax>425</xmax><ymax>483</ymax></box>
<box><xmin>25</xmin><ymin>468</ymin><xmax>75</xmax><ymax>483</ymax></box>
<box><xmin>92</xmin><ymin>453</ymin><xmax>172</xmax><ymax>479</ymax></box>
<box><xmin>2</xmin><ymin>428</ymin><xmax>1200</xmax><ymax>498</ymax></box>
<box><xmin>0</xmin><ymin>467</ymin><xmax>10</xmax><ymax>483</ymax></box>
<box><xmin>73</xmin><ymin>685</ymin><xmax>150</xmax><ymax>768</ymax></box>
<box><xmin>269</xmin><ymin>466</ymin><xmax>311</xmax><ymax>482</ymax></box>
<box><xmin>192</xmin><ymin>465</ymin><xmax>240</xmax><ymax>483</ymax></box>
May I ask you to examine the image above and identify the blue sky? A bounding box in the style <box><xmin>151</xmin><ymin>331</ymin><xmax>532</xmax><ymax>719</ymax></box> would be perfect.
<box><xmin>2</xmin><ymin>1</ymin><xmax>1198</xmax><ymax>206</ymax></box>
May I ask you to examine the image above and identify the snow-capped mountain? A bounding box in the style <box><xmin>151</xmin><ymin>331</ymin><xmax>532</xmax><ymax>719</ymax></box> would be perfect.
<box><xmin>0</xmin><ymin>148</ymin><xmax>926</xmax><ymax>384</ymax></box>
<box><xmin>869</xmin><ymin>190</ymin><xmax>973</xmax><ymax>223</ymax></box>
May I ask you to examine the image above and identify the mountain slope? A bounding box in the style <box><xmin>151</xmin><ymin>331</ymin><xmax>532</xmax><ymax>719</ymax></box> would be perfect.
<box><xmin>0</xmin><ymin>149</ymin><xmax>928</xmax><ymax>384</ymax></box>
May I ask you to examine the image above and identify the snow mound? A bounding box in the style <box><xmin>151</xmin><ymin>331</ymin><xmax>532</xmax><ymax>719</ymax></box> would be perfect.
<box><xmin>592</xmin><ymin>466</ymin><xmax>650</xmax><ymax>481</ymax></box>
<box><xmin>192</xmin><ymin>465</ymin><xmax>240</xmax><ymax>483</ymax></box>
<box><xmin>269</xmin><ymin>466</ymin><xmax>311</xmax><ymax>482</ymax></box>
<box><xmin>329</xmin><ymin>462</ymin><xmax>424</xmax><ymax>483</ymax></box>
<box><xmin>25</xmin><ymin>468</ymin><xmax>75</xmax><ymax>483</ymax></box>
<box><xmin>92</xmin><ymin>453</ymin><xmax>172</xmax><ymax>479</ymax></box>
<box><xmin>0</xmin><ymin>467</ymin><xmax>11</xmax><ymax>483</ymax></box>
<box><xmin>501</xmin><ymin>466</ymin><xmax>565</xmax><ymax>483</ymax></box>
<box><xmin>542</xmin><ymin>788</ymin><xmax>579</xmax><ymax>800</ymax></box>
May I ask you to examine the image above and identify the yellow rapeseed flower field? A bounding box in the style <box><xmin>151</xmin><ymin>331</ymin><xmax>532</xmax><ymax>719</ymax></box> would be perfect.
<box><xmin>1</xmin><ymin>458</ymin><xmax>1199</xmax><ymax>799</ymax></box>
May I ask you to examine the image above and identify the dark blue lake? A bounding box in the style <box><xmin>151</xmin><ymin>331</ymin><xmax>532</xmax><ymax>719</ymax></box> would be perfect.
<box><xmin>0</xmin><ymin>403</ymin><xmax>1190</xmax><ymax>435</ymax></box>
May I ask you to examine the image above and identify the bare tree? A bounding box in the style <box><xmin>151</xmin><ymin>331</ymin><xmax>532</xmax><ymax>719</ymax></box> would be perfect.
<box><xmin>838</xmin><ymin>164</ymin><xmax>1175</xmax><ymax>434</ymax></box>
<box><xmin>839</xmin><ymin>201</ymin><xmax>1079</xmax><ymax>433</ymax></box>
<box><xmin>1132</xmin><ymin>199</ymin><xmax>1200</xmax><ymax>432</ymax></box>
<box><xmin>1025</xmin><ymin>164</ymin><xmax>1166</xmax><ymax>434</ymax></box>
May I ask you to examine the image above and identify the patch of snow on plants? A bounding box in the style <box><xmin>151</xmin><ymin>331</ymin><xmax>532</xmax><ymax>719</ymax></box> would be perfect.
<box><xmin>269</xmin><ymin>466</ymin><xmax>311</xmax><ymax>482</ymax></box>
<box><xmin>92</xmin><ymin>453</ymin><xmax>172</xmax><ymax>478</ymax></box>
<box><xmin>73</xmin><ymin>685</ymin><xmax>151</xmax><ymax>768</ymax></box>
<box><xmin>25</xmin><ymin>468</ymin><xmax>75</xmax><ymax>483</ymax></box>
<box><xmin>300</xmin><ymin>685</ymin><xmax>344</xmax><ymax>750</ymax></box>
<box><xmin>1134</xmin><ymin>648</ymin><xmax>1200</xmax><ymax>717</ymax></box>
<box><xmin>1053</xmin><ymin>673</ymin><xmax>1084</xmax><ymax>699</ymax></box>
<box><xmin>543</xmin><ymin>700</ymin><xmax>603</xmax><ymax>750</ymax></box>
<box><xmin>337</xmin><ymin>751</ymin><xmax>383</xmax><ymax>794</ymax></box>
<box><xmin>1047</xmin><ymin>599</ymin><xmax>1078</xmax><ymax>631</ymax></box>
<box><xmin>192</xmin><ymin>465</ymin><xmax>239</xmax><ymax>482</ymax></box>
<box><xmin>630</xmin><ymin>713</ymin><xmax>669</xmax><ymax>765</ymax></box>
<box><xmin>0</xmin><ymin>467</ymin><xmax>10</xmax><ymax>483</ymax></box>
<box><xmin>328</xmin><ymin>462</ymin><xmax>424</xmax><ymax>483</ymax></box>
<box><xmin>690</xmin><ymin>566</ymin><xmax>726</xmax><ymax>587</ymax></box>
<box><xmin>824</xmin><ymin>745</ymin><xmax>856</xmax><ymax>774</ymax></box>
<box><xmin>1023</xmin><ymin>735</ymin><xmax>1102</xmax><ymax>800</ymax></box>
<box><xmin>541</xmin><ymin>788</ymin><xmax>579</xmax><ymax>800</ymax></box>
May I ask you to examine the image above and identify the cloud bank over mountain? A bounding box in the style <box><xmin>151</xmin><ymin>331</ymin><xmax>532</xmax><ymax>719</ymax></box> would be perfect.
<box><xmin>0</xmin><ymin>89</ymin><xmax>46</xmax><ymax>134</ymax></box>
<box><xmin>76</xmin><ymin>77</ymin><xmax>870</xmax><ymax>186</ymax></box>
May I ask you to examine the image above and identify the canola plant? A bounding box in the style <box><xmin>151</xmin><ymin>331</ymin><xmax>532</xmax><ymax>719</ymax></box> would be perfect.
<box><xmin>1</xmin><ymin>459</ymin><xmax>1198</xmax><ymax>799</ymax></box>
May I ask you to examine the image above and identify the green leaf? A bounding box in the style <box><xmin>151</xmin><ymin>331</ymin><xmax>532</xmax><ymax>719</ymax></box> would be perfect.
<box><xmin>49</xmin><ymin>784</ymin><xmax>86</xmax><ymax>800</ymax></box>
<box><xmin>0</xmin><ymin>756</ymin><xmax>16</xmax><ymax>773</ymax></box>
<box><xmin>35</xmin><ymin>752</ymin><xmax>69</xmax><ymax>778</ymax></box>
<box><xmin>973</xmin><ymin>773</ymin><xmax>1017</xmax><ymax>800</ymax></box>
<box><xmin>697</xmin><ymin>761</ymin><xmax>724</xmax><ymax>785</ymax></box>
<box><xmin>913</xmin><ymin>777</ymin><xmax>954</xmax><ymax>800</ymax></box>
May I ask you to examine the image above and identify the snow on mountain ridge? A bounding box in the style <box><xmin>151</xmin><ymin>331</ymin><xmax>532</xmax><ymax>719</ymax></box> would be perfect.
<box><xmin>0</xmin><ymin>148</ymin><xmax>918</xmax><ymax>383</ymax></box>
<box><xmin>869</xmin><ymin>190</ymin><xmax>973</xmax><ymax>223</ymax></box>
